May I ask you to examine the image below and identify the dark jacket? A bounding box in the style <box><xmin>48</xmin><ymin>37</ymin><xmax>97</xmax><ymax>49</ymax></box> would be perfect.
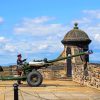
<box><xmin>17</xmin><ymin>59</ymin><xmax>26</xmax><ymax>65</ymax></box>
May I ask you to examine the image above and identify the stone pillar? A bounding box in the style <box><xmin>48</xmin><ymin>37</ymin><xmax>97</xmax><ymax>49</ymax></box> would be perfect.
<box><xmin>66</xmin><ymin>47</ymin><xmax>72</xmax><ymax>77</ymax></box>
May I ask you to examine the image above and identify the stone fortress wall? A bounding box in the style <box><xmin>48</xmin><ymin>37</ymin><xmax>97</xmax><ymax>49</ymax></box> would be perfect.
<box><xmin>72</xmin><ymin>63</ymin><xmax>100</xmax><ymax>90</ymax></box>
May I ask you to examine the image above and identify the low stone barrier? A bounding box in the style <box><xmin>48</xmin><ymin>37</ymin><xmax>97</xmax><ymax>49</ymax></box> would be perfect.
<box><xmin>39</xmin><ymin>67</ymin><xmax>66</xmax><ymax>79</ymax></box>
<box><xmin>0</xmin><ymin>66</ymin><xmax>17</xmax><ymax>76</ymax></box>
<box><xmin>72</xmin><ymin>63</ymin><xmax>100</xmax><ymax>90</ymax></box>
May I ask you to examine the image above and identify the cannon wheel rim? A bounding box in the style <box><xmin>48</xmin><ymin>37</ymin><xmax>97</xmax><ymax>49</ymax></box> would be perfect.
<box><xmin>27</xmin><ymin>71</ymin><xmax>43</xmax><ymax>87</ymax></box>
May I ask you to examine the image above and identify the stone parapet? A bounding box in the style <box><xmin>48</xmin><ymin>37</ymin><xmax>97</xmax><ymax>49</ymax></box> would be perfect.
<box><xmin>39</xmin><ymin>64</ymin><xmax>66</xmax><ymax>79</ymax></box>
<box><xmin>0</xmin><ymin>65</ymin><xmax>17</xmax><ymax>76</ymax></box>
<box><xmin>72</xmin><ymin>63</ymin><xmax>100</xmax><ymax>90</ymax></box>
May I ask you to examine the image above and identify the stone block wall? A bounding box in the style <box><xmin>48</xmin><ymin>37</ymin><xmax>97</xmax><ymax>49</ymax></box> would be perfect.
<box><xmin>0</xmin><ymin>66</ymin><xmax>17</xmax><ymax>76</ymax></box>
<box><xmin>0</xmin><ymin>67</ymin><xmax>12</xmax><ymax>76</ymax></box>
<box><xmin>72</xmin><ymin>63</ymin><xmax>100</xmax><ymax>90</ymax></box>
<box><xmin>39</xmin><ymin>66</ymin><xmax>66</xmax><ymax>79</ymax></box>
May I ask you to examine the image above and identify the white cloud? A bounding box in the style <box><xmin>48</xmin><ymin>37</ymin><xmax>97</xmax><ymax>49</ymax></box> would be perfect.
<box><xmin>72</xmin><ymin>17</ymin><xmax>91</xmax><ymax>24</ymax></box>
<box><xmin>24</xmin><ymin>16</ymin><xmax>55</xmax><ymax>24</ymax></box>
<box><xmin>70</xmin><ymin>9</ymin><xmax>100</xmax><ymax>62</ymax></box>
<box><xmin>2</xmin><ymin>12</ymin><xmax>100</xmax><ymax>62</ymax></box>
<box><xmin>4</xmin><ymin>44</ymin><xmax>16</xmax><ymax>52</ymax></box>
<box><xmin>14</xmin><ymin>16</ymin><xmax>68</xmax><ymax>36</ymax></box>
<box><xmin>0</xmin><ymin>37</ymin><xmax>63</xmax><ymax>56</ymax></box>
<box><xmin>0</xmin><ymin>17</ymin><xmax>4</xmax><ymax>24</ymax></box>
<box><xmin>83</xmin><ymin>10</ymin><xmax>100</xmax><ymax>19</ymax></box>
<box><xmin>94</xmin><ymin>34</ymin><xmax>100</xmax><ymax>41</ymax></box>
<box><xmin>0</xmin><ymin>37</ymin><xmax>11</xmax><ymax>54</ymax></box>
<box><xmin>11</xmin><ymin>14</ymin><xmax>100</xmax><ymax>60</ymax></box>
<box><xmin>38</xmin><ymin>44</ymin><xmax>48</xmax><ymax>50</ymax></box>
<box><xmin>10</xmin><ymin>16</ymin><xmax>69</xmax><ymax>56</ymax></box>
<box><xmin>0</xmin><ymin>37</ymin><xmax>8</xmax><ymax>43</ymax></box>
<box><xmin>72</xmin><ymin>10</ymin><xmax>100</xmax><ymax>25</ymax></box>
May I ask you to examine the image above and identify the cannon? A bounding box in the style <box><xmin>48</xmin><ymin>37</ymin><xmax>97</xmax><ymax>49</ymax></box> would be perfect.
<box><xmin>0</xmin><ymin>50</ymin><xmax>93</xmax><ymax>87</ymax></box>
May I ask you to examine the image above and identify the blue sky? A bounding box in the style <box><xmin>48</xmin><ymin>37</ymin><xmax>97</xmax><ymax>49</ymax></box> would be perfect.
<box><xmin>0</xmin><ymin>0</ymin><xmax>100</xmax><ymax>65</ymax></box>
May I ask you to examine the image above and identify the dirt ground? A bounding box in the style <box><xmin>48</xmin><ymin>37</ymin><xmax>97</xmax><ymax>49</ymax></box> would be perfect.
<box><xmin>0</xmin><ymin>80</ymin><xmax>100</xmax><ymax>100</ymax></box>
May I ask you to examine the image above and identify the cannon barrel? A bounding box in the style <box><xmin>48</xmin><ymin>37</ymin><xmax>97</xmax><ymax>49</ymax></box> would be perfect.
<box><xmin>47</xmin><ymin>50</ymin><xmax>93</xmax><ymax>63</ymax></box>
<box><xmin>28</xmin><ymin>50</ymin><xmax>93</xmax><ymax>67</ymax></box>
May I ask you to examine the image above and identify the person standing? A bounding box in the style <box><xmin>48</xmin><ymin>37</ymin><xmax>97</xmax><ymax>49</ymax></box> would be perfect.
<box><xmin>17</xmin><ymin>54</ymin><xmax>26</xmax><ymax>84</ymax></box>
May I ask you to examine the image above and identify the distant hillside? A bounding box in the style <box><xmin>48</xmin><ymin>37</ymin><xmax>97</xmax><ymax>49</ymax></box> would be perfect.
<box><xmin>90</xmin><ymin>61</ymin><xmax>100</xmax><ymax>64</ymax></box>
<box><xmin>0</xmin><ymin>63</ymin><xmax>16</xmax><ymax>67</ymax></box>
